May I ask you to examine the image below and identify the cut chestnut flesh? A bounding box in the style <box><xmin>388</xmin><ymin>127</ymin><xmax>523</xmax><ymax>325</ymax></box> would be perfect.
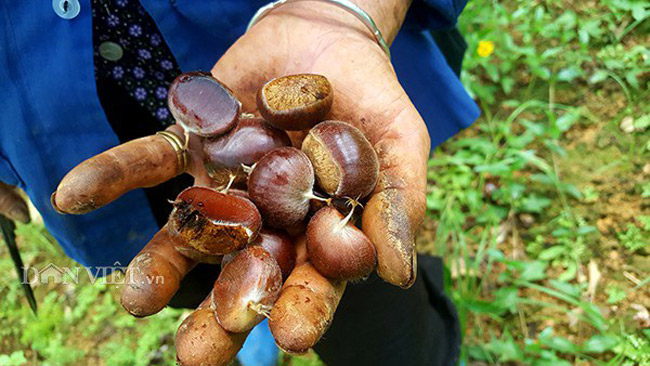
<box><xmin>168</xmin><ymin>71</ymin><xmax>241</xmax><ymax>137</ymax></box>
<box><xmin>257</xmin><ymin>74</ymin><xmax>333</xmax><ymax>131</ymax></box>
<box><xmin>203</xmin><ymin>118</ymin><xmax>291</xmax><ymax>183</ymax></box>
<box><xmin>168</xmin><ymin>186</ymin><xmax>261</xmax><ymax>257</ymax></box>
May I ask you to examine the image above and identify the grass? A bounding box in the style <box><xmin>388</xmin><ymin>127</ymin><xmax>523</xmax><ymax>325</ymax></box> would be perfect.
<box><xmin>424</xmin><ymin>0</ymin><xmax>650</xmax><ymax>365</ymax></box>
<box><xmin>1</xmin><ymin>0</ymin><xmax>649</xmax><ymax>365</ymax></box>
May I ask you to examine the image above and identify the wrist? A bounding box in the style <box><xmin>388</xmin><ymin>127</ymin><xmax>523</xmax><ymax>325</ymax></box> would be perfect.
<box><xmin>351</xmin><ymin>0</ymin><xmax>411</xmax><ymax>43</ymax></box>
<box><xmin>265</xmin><ymin>0</ymin><xmax>411</xmax><ymax>46</ymax></box>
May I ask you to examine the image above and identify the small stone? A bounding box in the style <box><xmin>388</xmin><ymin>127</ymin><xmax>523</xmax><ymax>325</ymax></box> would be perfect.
<box><xmin>620</xmin><ymin>116</ymin><xmax>635</xmax><ymax>133</ymax></box>
<box><xmin>519</xmin><ymin>213</ymin><xmax>535</xmax><ymax>228</ymax></box>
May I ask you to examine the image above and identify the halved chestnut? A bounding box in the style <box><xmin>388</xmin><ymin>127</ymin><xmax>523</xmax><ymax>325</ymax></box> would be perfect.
<box><xmin>168</xmin><ymin>71</ymin><xmax>241</xmax><ymax>137</ymax></box>
<box><xmin>203</xmin><ymin>117</ymin><xmax>291</xmax><ymax>185</ymax></box>
<box><xmin>167</xmin><ymin>186</ymin><xmax>261</xmax><ymax>258</ymax></box>
<box><xmin>257</xmin><ymin>74</ymin><xmax>333</xmax><ymax>131</ymax></box>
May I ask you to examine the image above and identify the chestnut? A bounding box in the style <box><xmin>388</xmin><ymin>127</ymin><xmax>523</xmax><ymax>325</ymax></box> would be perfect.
<box><xmin>302</xmin><ymin>120</ymin><xmax>379</xmax><ymax>199</ymax></box>
<box><xmin>167</xmin><ymin>186</ymin><xmax>261</xmax><ymax>258</ymax></box>
<box><xmin>168</xmin><ymin>71</ymin><xmax>241</xmax><ymax>137</ymax></box>
<box><xmin>203</xmin><ymin>118</ymin><xmax>291</xmax><ymax>185</ymax></box>
<box><xmin>257</xmin><ymin>74</ymin><xmax>333</xmax><ymax>131</ymax></box>
<box><xmin>306</xmin><ymin>206</ymin><xmax>376</xmax><ymax>280</ymax></box>
<box><xmin>248</xmin><ymin>147</ymin><xmax>325</xmax><ymax>229</ymax></box>
<box><xmin>220</xmin><ymin>229</ymin><xmax>295</xmax><ymax>279</ymax></box>
<box><xmin>213</xmin><ymin>245</ymin><xmax>283</xmax><ymax>333</ymax></box>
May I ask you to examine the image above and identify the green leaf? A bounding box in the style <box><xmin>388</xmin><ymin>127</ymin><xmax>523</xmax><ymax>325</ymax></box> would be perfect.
<box><xmin>556</xmin><ymin>111</ymin><xmax>581</xmax><ymax>131</ymax></box>
<box><xmin>582</xmin><ymin>334</ymin><xmax>619</xmax><ymax>353</ymax></box>
<box><xmin>606</xmin><ymin>285</ymin><xmax>627</xmax><ymax>304</ymax></box>
<box><xmin>631</xmin><ymin>3</ymin><xmax>649</xmax><ymax>21</ymax></box>
<box><xmin>493</xmin><ymin>287</ymin><xmax>520</xmax><ymax>313</ymax></box>
<box><xmin>589</xmin><ymin>70</ymin><xmax>609</xmax><ymax>84</ymax></box>
<box><xmin>634</xmin><ymin>115</ymin><xmax>650</xmax><ymax>131</ymax></box>
<box><xmin>539</xmin><ymin>328</ymin><xmax>579</xmax><ymax>354</ymax></box>
<box><xmin>501</xmin><ymin>77</ymin><xmax>515</xmax><ymax>94</ymax></box>
<box><xmin>639</xmin><ymin>215</ymin><xmax>650</xmax><ymax>231</ymax></box>
<box><xmin>485</xmin><ymin>333</ymin><xmax>524</xmax><ymax>362</ymax></box>
<box><xmin>463</xmin><ymin>298</ymin><xmax>507</xmax><ymax>315</ymax></box>
<box><xmin>557</xmin><ymin>66</ymin><xmax>583</xmax><ymax>82</ymax></box>
<box><xmin>549</xmin><ymin>279</ymin><xmax>580</xmax><ymax>298</ymax></box>
<box><xmin>519</xmin><ymin>261</ymin><xmax>548</xmax><ymax>281</ymax></box>
<box><xmin>625</xmin><ymin>70</ymin><xmax>640</xmax><ymax>89</ymax></box>
<box><xmin>0</xmin><ymin>351</ymin><xmax>27</xmax><ymax>366</ymax></box>
<box><xmin>466</xmin><ymin>346</ymin><xmax>491</xmax><ymax>361</ymax></box>
<box><xmin>539</xmin><ymin>246</ymin><xmax>566</xmax><ymax>260</ymax></box>
<box><xmin>576</xmin><ymin>226</ymin><xmax>597</xmax><ymax>235</ymax></box>
<box><xmin>521</xmin><ymin>194</ymin><xmax>552</xmax><ymax>213</ymax></box>
<box><xmin>558</xmin><ymin>261</ymin><xmax>578</xmax><ymax>281</ymax></box>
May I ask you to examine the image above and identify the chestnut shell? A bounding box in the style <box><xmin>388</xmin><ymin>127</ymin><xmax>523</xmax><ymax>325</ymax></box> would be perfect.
<box><xmin>168</xmin><ymin>186</ymin><xmax>261</xmax><ymax>257</ymax></box>
<box><xmin>213</xmin><ymin>245</ymin><xmax>282</xmax><ymax>333</ymax></box>
<box><xmin>302</xmin><ymin>120</ymin><xmax>379</xmax><ymax>199</ymax></box>
<box><xmin>254</xmin><ymin>229</ymin><xmax>296</xmax><ymax>279</ymax></box>
<box><xmin>203</xmin><ymin>118</ymin><xmax>291</xmax><ymax>184</ymax></box>
<box><xmin>248</xmin><ymin>147</ymin><xmax>315</xmax><ymax>229</ymax></box>
<box><xmin>168</xmin><ymin>71</ymin><xmax>241</xmax><ymax>137</ymax></box>
<box><xmin>306</xmin><ymin>206</ymin><xmax>376</xmax><ymax>280</ymax></box>
<box><xmin>257</xmin><ymin>74</ymin><xmax>333</xmax><ymax>131</ymax></box>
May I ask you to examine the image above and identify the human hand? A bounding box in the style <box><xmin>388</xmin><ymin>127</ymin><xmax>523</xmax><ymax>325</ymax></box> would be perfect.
<box><xmin>52</xmin><ymin>0</ymin><xmax>429</xmax><ymax>364</ymax></box>
<box><xmin>212</xmin><ymin>0</ymin><xmax>429</xmax><ymax>287</ymax></box>
<box><xmin>0</xmin><ymin>182</ymin><xmax>30</xmax><ymax>223</ymax></box>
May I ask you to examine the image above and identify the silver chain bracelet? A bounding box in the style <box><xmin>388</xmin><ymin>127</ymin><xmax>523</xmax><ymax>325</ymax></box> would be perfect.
<box><xmin>247</xmin><ymin>0</ymin><xmax>391</xmax><ymax>58</ymax></box>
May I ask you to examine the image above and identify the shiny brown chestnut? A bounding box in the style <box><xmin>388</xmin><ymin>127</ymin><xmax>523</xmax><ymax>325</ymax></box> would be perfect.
<box><xmin>168</xmin><ymin>71</ymin><xmax>241</xmax><ymax>137</ymax></box>
<box><xmin>302</xmin><ymin>120</ymin><xmax>379</xmax><ymax>199</ymax></box>
<box><xmin>167</xmin><ymin>186</ymin><xmax>261</xmax><ymax>258</ymax></box>
<box><xmin>306</xmin><ymin>206</ymin><xmax>377</xmax><ymax>280</ymax></box>
<box><xmin>248</xmin><ymin>147</ymin><xmax>326</xmax><ymax>229</ymax></box>
<box><xmin>223</xmin><ymin>229</ymin><xmax>296</xmax><ymax>280</ymax></box>
<box><xmin>213</xmin><ymin>245</ymin><xmax>283</xmax><ymax>333</ymax></box>
<box><xmin>257</xmin><ymin>74</ymin><xmax>333</xmax><ymax>131</ymax></box>
<box><xmin>203</xmin><ymin>118</ymin><xmax>291</xmax><ymax>185</ymax></box>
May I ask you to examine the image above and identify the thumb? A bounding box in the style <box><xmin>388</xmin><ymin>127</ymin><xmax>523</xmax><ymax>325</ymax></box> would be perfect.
<box><xmin>362</xmin><ymin>105</ymin><xmax>429</xmax><ymax>289</ymax></box>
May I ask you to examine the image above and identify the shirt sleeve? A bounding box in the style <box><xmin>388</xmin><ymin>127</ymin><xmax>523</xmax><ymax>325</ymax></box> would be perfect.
<box><xmin>406</xmin><ymin>0</ymin><xmax>469</xmax><ymax>31</ymax></box>
<box><xmin>0</xmin><ymin>154</ymin><xmax>21</xmax><ymax>187</ymax></box>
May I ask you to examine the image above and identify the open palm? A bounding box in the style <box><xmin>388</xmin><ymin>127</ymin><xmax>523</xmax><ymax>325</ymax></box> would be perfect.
<box><xmin>208</xmin><ymin>5</ymin><xmax>430</xmax><ymax>287</ymax></box>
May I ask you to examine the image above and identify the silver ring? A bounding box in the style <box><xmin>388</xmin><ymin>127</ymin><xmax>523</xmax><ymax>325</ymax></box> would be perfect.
<box><xmin>247</xmin><ymin>0</ymin><xmax>391</xmax><ymax>59</ymax></box>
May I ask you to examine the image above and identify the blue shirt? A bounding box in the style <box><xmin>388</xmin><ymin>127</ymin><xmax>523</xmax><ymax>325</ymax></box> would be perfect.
<box><xmin>0</xmin><ymin>0</ymin><xmax>479</xmax><ymax>268</ymax></box>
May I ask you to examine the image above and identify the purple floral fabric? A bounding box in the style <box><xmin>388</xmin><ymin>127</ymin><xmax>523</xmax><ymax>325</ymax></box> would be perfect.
<box><xmin>92</xmin><ymin>0</ymin><xmax>181</xmax><ymax>125</ymax></box>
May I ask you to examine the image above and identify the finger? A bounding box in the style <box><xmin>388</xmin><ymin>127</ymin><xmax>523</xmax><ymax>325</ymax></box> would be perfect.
<box><xmin>0</xmin><ymin>182</ymin><xmax>30</xmax><ymax>223</ymax></box>
<box><xmin>175</xmin><ymin>305</ymin><xmax>250</xmax><ymax>366</ymax></box>
<box><xmin>121</xmin><ymin>226</ymin><xmax>196</xmax><ymax>317</ymax></box>
<box><xmin>165</xmin><ymin>124</ymin><xmax>214</xmax><ymax>186</ymax></box>
<box><xmin>361</xmin><ymin>105</ymin><xmax>429</xmax><ymax>289</ymax></box>
<box><xmin>175</xmin><ymin>257</ymin><xmax>259</xmax><ymax>366</ymax></box>
<box><xmin>269</xmin><ymin>261</ymin><xmax>346</xmax><ymax>354</ymax></box>
<box><xmin>52</xmin><ymin>129</ymin><xmax>188</xmax><ymax>214</ymax></box>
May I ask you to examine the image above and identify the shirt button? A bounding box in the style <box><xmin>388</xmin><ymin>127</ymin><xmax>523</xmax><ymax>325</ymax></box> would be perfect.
<box><xmin>53</xmin><ymin>0</ymin><xmax>81</xmax><ymax>20</ymax></box>
<box><xmin>99</xmin><ymin>41</ymin><xmax>124</xmax><ymax>62</ymax></box>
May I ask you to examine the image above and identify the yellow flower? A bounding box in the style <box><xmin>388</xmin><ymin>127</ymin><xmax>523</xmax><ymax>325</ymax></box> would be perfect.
<box><xmin>477</xmin><ymin>40</ymin><xmax>495</xmax><ymax>58</ymax></box>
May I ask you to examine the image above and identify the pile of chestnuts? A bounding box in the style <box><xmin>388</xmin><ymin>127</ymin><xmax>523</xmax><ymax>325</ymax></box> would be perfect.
<box><xmin>166</xmin><ymin>71</ymin><xmax>379</xmax><ymax>333</ymax></box>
